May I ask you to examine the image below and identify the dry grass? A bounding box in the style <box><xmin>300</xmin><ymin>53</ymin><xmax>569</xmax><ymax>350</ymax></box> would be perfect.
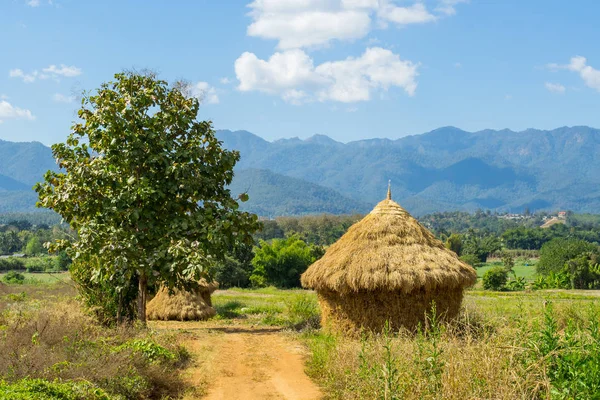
<box><xmin>303</xmin><ymin>290</ymin><xmax>600</xmax><ymax>400</ymax></box>
<box><xmin>0</xmin><ymin>282</ymin><xmax>191</xmax><ymax>399</ymax></box>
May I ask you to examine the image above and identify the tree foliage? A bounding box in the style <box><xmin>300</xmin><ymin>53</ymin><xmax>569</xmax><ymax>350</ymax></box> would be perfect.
<box><xmin>35</xmin><ymin>71</ymin><xmax>260</xmax><ymax>322</ymax></box>
<box><xmin>537</xmin><ymin>238</ymin><xmax>598</xmax><ymax>276</ymax></box>
<box><xmin>250</xmin><ymin>235</ymin><xmax>323</xmax><ymax>288</ymax></box>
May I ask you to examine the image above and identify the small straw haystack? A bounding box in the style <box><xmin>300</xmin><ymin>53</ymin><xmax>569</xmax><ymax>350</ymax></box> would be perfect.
<box><xmin>147</xmin><ymin>280</ymin><xmax>219</xmax><ymax>321</ymax></box>
<box><xmin>301</xmin><ymin>185</ymin><xmax>476</xmax><ymax>334</ymax></box>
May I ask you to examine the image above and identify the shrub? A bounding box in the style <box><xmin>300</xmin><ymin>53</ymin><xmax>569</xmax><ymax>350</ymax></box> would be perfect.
<box><xmin>0</xmin><ymin>378</ymin><xmax>110</xmax><ymax>400</ymax></box>
<box><xmin>2</xmin><ymin>271</ymin><xmax>25</xmax><ymax>284</ymax></box>
<box><xmin>70</xmin><ymin>259</ymin><xmax>139</xmax><ymax>325</ymax></box>
<box><xmin>482</xmin><ymin>266</ymin><xmax>508</xmax><ymax>290</ymax></box>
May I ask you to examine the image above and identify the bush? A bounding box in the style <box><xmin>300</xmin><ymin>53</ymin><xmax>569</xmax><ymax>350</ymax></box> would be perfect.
<box><xmin>2</xmin><ymin>271</ymin><xmax>25</xmax><ymax>284</ymax></box>
<box><xmin>70</xmin><ymin>259</ymin><xmax>139</xmax><ymax>325</ymax></box>
<box><xmin>482</xmin><ymin>266</ymin><xmax>508</xmax><ymax>290</ymax></box>
<box><xmin>0</xmin><ymin>378</ymin><xmax>110</xmax><ymax>400</ymax></box>
<box><xmin>0</xmin><ymin>258</ymin><xmax>25</xmax><ymax>272</ymax></box>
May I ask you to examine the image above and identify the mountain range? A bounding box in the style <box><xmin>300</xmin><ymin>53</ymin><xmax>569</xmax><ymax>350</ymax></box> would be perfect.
<box><xmin>1</xmin><ymin>125</ymin><xmax>599</xmax><ymax>216</ymax></box>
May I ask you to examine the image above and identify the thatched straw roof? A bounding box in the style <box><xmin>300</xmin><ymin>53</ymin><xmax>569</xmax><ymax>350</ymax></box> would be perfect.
<box><xmin>301</xmin><ymin>193</ymin><xmax>476</xmax><ymax>294</ymax></box>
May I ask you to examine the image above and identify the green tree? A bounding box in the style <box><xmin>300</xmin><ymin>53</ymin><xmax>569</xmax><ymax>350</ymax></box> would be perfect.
<box><xmin>563</xmin><ymin>252</ymin><xmax>600</xmax><ymax>289</ymax></box>
<box><xmin>445</xmin><ymin>233</ymin><xmax>463</xmax><ymax>256</ymax></box>
<box><xmin>35</xmin><ymin>71</ymin><xmax>260</xmax><ymax>323</ymax></box>
<box><xmin>214</xmin><ymin>242</ymin><xmax>255</xmax><ymax>289</ymax></box>
<box><xmin>24</xmin><ymin>237</ymin><xmax>44</xmax><ymax>256</ymax></box>
<box><xmin>537</xmin><ymin>238</ymin><xmax>598</xmax><ymax>275</ymax></box>
<box><xmin>250</xmin><ymin>235</ymin><xmax>323</xmax><ymax>288</ymax></box>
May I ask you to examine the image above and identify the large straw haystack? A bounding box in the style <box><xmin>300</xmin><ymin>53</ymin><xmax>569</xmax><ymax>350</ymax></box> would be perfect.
<box><xmin>147</xmin><ymin>280</ymin><xmax>218</xmax><ymax>321</ymax></box>
<box><xmin>301</xmin><ymin>187</ymin><xmax>476</xmax><ymax>334</ymax></box>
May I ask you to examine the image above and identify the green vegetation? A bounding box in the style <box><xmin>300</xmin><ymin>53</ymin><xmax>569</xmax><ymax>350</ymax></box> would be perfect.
<box><xmin>34</xmin><ymin>71</ymin><xmax>259</xmax><ymax>323</ymax></box>
<box><xmin>0</xmin><ymin>282</ymin><xmax>190</xmax><ymax>399</ymax></box>
<box><xmin>482</xmin><ymin>266</ymin><xmax>508</xmax><ymax>290</ymax></box>
<box><xmin>301</xmin><ymin>291</ymin><xmax>600</xmax><ymax>400</ymax></box>
<box><xmin>250</xmin><ymin>235</ymin><xmax>323</xmax><ymax>288</ymax></box>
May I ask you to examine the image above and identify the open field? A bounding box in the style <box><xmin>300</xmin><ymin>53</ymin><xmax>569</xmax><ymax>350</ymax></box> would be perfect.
<box><xmin>2</xmin><ymin>280</ymin><xmax>600</xmax><ymax>399</ymax></box>
<box><xmin>0</xmin><ymin>271</ymin><xmax>70</xmax><ymax>284</ymax></box>
<box><xmin>476</xmin><ymin>258</ymin><xmax>538</xmax><ymax>284</ymax></box>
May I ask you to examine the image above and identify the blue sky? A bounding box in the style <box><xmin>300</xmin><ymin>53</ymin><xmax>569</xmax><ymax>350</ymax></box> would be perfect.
<box><xmin>1</xmin><ymin>0</ymin><xmax>599</xmax><ymax>145</ymax></box>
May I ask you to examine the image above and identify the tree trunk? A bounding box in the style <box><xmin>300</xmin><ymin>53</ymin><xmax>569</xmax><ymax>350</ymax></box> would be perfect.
<box><xmin>137</xmin><ymin>272</ymin><xmax>147</xmax><ymax>324</ymax></box>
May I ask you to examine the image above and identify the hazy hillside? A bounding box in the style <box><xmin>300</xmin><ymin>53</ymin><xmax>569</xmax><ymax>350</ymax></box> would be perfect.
<box><xmin>217</xmin><ymin>126</ymin><xmax>600</xmax><ymax>214</ymax></box>
<box><xmin>1</xmin><ymin>126</ymin><xmax>599</xmax><ymax>215</ymax></box>
<box><xmin>229</xmin><ymin>169</ymin><xmax>370</xmax><ymax>216</ymax></box>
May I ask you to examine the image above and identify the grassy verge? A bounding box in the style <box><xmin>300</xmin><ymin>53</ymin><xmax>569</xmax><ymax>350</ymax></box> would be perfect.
<box><xmin>301</xmin><ymin>291</ymin><xmax>600</xmax><ymax>400</ymax></box>
<box><xmin>212</xmin><ymin>287</ymin><xmax>319</xmax><ymax>328</ymax></box>
<box><xmin>0</xmin><ymin>281</ymin><xmax>190</xmax><ymax>400</ymax></box>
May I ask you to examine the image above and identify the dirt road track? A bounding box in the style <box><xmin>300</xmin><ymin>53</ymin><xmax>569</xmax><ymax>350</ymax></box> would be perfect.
<box><xmin>151</xmin><ymin>322</ymin><xmax>322</xmax><ymax>400</ymax></box>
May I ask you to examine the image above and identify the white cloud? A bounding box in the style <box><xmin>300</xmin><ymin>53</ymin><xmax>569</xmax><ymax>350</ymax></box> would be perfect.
<box><xmin>9</xmin><ymin>64</ymin><xmax>81</xmax><ymax>83</ymax></box>
<box><xmin>548</xmin><ymin>56</ymin><xmax>600</xmax><ymax>92</ymax></box>
<box><xmin>53</xmin><ymin>93</ymin><xmax>75</xmax><ymax>103</ymax></box>
<box><xmin>219</xmin><ymin>77</ymin><xmax>232</xmax><ymax>84</ymax></box>
<box><xmin>545</xmin><ymin>82</ymin><xmax>566</xmax><ymax>94</ymax></box>
<box><xmin>565</xmin><ymin>56</ymin><xmax>600</xmax><ymax>92</ymax></box>
<box><xmin>42</xmin><ymin>64</ymin><xmax>82</xmax><ymax>77</ymax></box>
<box><xmin>246</xmin><ymin>0</ymin><xmax>454</xmax><ymax>50</ymax></box>
<box><xmin>9</xmin><ymin>68</ymin><xmax>37</xmax><ymax>83</ymax></box>
<box><xmin>0</xmin><ymin>100</ymin><xmax>35</xmax><ymax>123</ymax></box>
<box><xmin>454</xmin><ymin>62</ymin><xmax>462</xmax><ymax>68</ymax></box>
<box><xmin>192</xmin><ymin>82</ymin><xmax>219</xmax><ymax>104</ymax></box>
<box><xmin>26</xmin><ymin>0</ymin><xmax>40</xmax><ymax>7</ymax></box>
<box><xmin>435</xmin><ymin>0</ymin><xmax>468</xmax><ymax>16</ymax></box>
<box><xmin>235</xmin><ymin>47</ymin><xmax>418</xmax><ymax>103</ymax></box>
<box><xmin>378</xmin><ymin>2</ymin><xmax>436</xmax><ymax>25</ymax></box>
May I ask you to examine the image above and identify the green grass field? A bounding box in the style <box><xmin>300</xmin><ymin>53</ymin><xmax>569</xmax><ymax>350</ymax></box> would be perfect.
<box><xmin>0</xmin><ymin>271</ymin><xmax>70</xmax><ymax>284</ymax></box>
<box><xmin>476</xmin><ymin>258</ymin><xmax>537</xmax><ymax>281</ymax></box>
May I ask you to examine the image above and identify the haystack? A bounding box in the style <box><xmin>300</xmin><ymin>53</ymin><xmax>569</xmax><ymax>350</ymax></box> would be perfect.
<box><xmin>147</xmin><ymin>280</ymin><xmax>218</xmax><ymax>321</ymax></box>
<box><xmin>301</xmin><ymin>186</ymin><xmax>476</xmax><ymax>334</ymax></box>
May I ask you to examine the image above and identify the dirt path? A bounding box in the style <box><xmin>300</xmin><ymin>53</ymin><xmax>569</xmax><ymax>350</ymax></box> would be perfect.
<box><xmin>151</xmin><ymin>322</ymin><xmax>322</xmax><ymax>400</ymax></box>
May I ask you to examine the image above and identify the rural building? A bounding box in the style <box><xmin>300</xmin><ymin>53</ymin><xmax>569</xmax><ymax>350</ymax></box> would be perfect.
<box><xmin>301</xmin><ymin>186</ymin><xmax>477</xmax><ymax>334</ymax></box>
<box><xmin>147</xmin><ymin>279</ymin><xmax>218</xmax><ymax>321</ymax></box>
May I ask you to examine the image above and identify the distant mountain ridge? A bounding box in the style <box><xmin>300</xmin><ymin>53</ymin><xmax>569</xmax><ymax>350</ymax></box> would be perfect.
<box><xmin>1</xmin><ymin>126</ymin><xmax>599</xmax><ymax>215</ymax></box>
<box><xmin>216</xmin><ymin>126</ymin><xmax>600</xmax><ymax>215</ymax></box>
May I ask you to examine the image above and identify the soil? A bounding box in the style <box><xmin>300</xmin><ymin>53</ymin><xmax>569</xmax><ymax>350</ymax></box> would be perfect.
<box><xmin>151</xmin><ymin>321</ymin><xmax>322</xmax><ymax>400</ymax></box>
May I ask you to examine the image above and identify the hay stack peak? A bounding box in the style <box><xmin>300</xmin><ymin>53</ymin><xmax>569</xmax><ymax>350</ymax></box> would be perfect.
<box><xmin>301</xmin><ymin>189</ymin><xmax>476</xmax><ymax>333</ymax></box>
